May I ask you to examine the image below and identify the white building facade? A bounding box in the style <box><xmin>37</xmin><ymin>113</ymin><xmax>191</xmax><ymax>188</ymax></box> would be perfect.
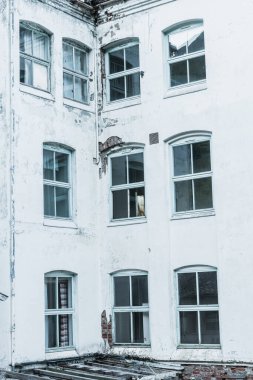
<box><xmin>1</xmin><ymin>0</ymin><xmax>253</xmax><ymax>369</ymax></box>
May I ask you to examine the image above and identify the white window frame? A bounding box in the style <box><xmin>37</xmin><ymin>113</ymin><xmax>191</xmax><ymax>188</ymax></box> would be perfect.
<box><xmin>63</xmin><ymin>40</ymin><xmax>89</xmax><ymax>104</ymax></box>
<box><xmin>112</xmin><ymin>270</ymin><xmax>150</xmax><ymax>346</ymax></box>
<box><xmin>164</xmin><ymin>21</ymin><xmax>206</xmax><ymax>97</ymax></box>
<box><xmin>105</xmin><ymin>41</ymin><xmax>141</xmax><ymax>103</ymax></box>
<box><xmin>19</xmin><ymin>22</ymin><xmax>50</xmax><ymax>92</ymax></box>
<box><xmin>109</xmin><ymin>147</ymin><xmax>145</xmax><ymax>222</ymax></box>
<box><xmin>175</xmin><ymin>266</ymin><xmax>220</xmax><ymax>348</ymax></box>
<box><xmin>45</xmin><ymin>271</ymin><xmax>75</xmax><ymax>352</ymax></box>
<box><xmin>169</xmin><ymin>132</ymin><xmax>214</xmax><ymax>219</ymax></box>
<box><xmin>43</xmin><ymin>144</ymin><xmax>73</xmax><ymax>220</ymax></box>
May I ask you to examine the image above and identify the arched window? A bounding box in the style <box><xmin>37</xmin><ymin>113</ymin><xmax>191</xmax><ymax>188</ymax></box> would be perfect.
<box><xmin>63</xmin><ymin>39</ymin><xmax>89</xmax><ymax>104</ymax></box>
<box><xmin>168</xmin><ymin>132</ymin><xmax>213</xmax><ymax>217</ymax></box>
<box><xmin>105</xmin><ymin>39</ymin><xmax>141</xmax><ymax>102</ymax></box>
<box><xmin>176</xmin><ymin>266</ymin><xmax>220</xmax><ymax>346</ymax></box>
<box><xmin>165</xmin><ymin>21</ymin><xmax>206</xmax><ymax>88</ymax></box>
<box><xmin>43</xmin><ymin>143</ymin><xmax>73</xmax><ymax>219</ymax></box>
<box><xmin>112</xmin><ymin>270</ymin><xmax>150</xmax><ymax>345</ymax></box>
<box><xmin>109</xmin><ymin>146</ymin><xmax>145</xmax><ymax>220</ymax></box>
<box><xmin>19</xmin><ymin>22</ymin><xmax>51</xmax><ymax>91</ymax></box>
<box><xmin>45</xmin><ymin>271</ymin><xmax>76</xmax><ymax>350</ymax></box>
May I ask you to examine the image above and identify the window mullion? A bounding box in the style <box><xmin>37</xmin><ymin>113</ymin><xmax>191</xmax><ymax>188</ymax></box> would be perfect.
<box><xmin>57</xmin><ymin>315</ymin><xmax>60</xmax><ymax>347</ymax></box>
<box><xmin>186</xmin><ymin>59</ymin><xmax>190</xmax><ymax>84</ymax></box>
<box><xmin>130</xmin><ymin>312</ymin><xmax>133</xmax><ymax>343</ymax></box>
<box><xmin>197</xmin><ymin>310</ymin><xmax>201</xmax><ymax>344</ymax></box>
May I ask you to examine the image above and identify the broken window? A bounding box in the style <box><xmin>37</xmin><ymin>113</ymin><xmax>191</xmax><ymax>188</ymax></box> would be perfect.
<box><xmin>63</xmin><ymin>41</ymin><xmax>89</xmax><ymax>104</ymax></box>
<box><xmin>113</xmin><ymin>271</ymin><xmax>150</xmax><ymax>345</ymax></box>
<box><xmin>166</xmin><ymin>21</ymin><xmax>206</xmax><ymax>88</ymax></box>
<box><xmin>170</xmin><ymin>134</ymin><xmax>213</xmax><ymax>215</ymax></box>
<box><xmin>43</xmin><ymin>145</ymin><xmax>72</xmax><ymax>219</ymax></box>
<box><xmin>106</xmin><ymin>42</ymin><xmax>140</xmax><ymax>102</ymax></box>
<box><xmin>177</xmin><ymin>267</ymin><xmax>220</xmax><ymax>346</ymax></box>
<box><xmin>20</xmin><ymin>23</ymin><xmax>50</xmax><ymax>91</ymax></box>
<box><xmin>45</xmin><ymin>272</ymin><xmax>75</xmax><ymax>350</ymax></box>
<box><xmin>110</xmin><ymin>149</ymin><xmax>145</xmax><ymax>220</ymax></box>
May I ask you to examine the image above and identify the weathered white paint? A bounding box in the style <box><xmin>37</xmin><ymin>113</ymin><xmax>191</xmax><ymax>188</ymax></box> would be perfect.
<box><xmin>0</xmin><ymin>0</ymin><xmax>253</xmax><ymax>369</ymax></box>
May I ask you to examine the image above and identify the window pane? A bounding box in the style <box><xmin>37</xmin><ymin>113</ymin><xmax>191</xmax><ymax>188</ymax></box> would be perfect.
<box><xmin>175</xmin><ymin>180</ymin><xmax>193</xmax><ymax>212</ymax></box>
<box><xmin>111</xmin><ymin>156</ymin><xmax>127</xmax><ymax>186</ymax></box>
<box><xmin>170</xmin><ymin>60</ymin><xmax>188</xmax><ymax>87</ymax></box>
<box><xmin>109</xmin><ymin>49</ymin><xmax>124</xmax><ymax>74</ymax></box>
<box><xmin>200</xmin><ymin>311</ymin><xmax>220</xmax><ymax>344</ymax></box>
<box><xmin>55</xmin><ymin>152</ymin><xmax>68</xmax><ymax>183</ymax></box>
<box><xmin>33</xmin><ymin>62</ymin><xmax>48</xmax><ymax>90</ymax></box>
<box><xmin>115</xmin><ymin>312</ymin><xmax>131</xmax><ymax>343</ymax></box>
<box><xmin>75</xmin><ymin>77</ymin><xmax>88</xmax><ymax>103</ymax></box>
<box><xmin>20</xmin><ymin>57</ymin><xmax>33</xmax><ymax>86</ymax></box>
<box><xmin>112</xmin><ymin>190</ymin><xmax>128</xmax><ymax>219</ymax></box>
<box><xmin>44</xmin><ymin>185</ymin><xmax>55</xmax><ymax>216</ymax></box>
<box><xmin>63</xmin><ymin>44</ymin><xmax>74</xmax><ymax>70</ymax></box>
<box><xmin>189</xmin><ymin>56</ymin><xmax>206</xmax><ymax>82</ymax></box>
<box><xmin>199</xmin><ymin>272</ymin><xmax>218</xmax><ymax>305</ymax></box>
<box><xmin>188</xmin><ymin>26</ymin><xmax>205</xmax><ymax>53</ymax></box>
<box><xmin>129</xmin><ymin>153</ymin><xmax>144</xmax><ymax>183</ymax></box>
<box><xmin>169</xmin><ymin>29</ymin><xmax>187</xmax><ymax>58</ymax></box>
<box><xmin>125</xmin><ymin>45</ymin><xmax>139</xmax><ymax>70</ymax></box>
<box><xmin>178</xmin><ymin>273</ymin><xmax>197</xmax><ymax>305</ymax></box>
<box><xmin>130</xmin><ymin>187</ymin><xmax>145</xmax><ymax>217</ymax></box>
<box><xmin>194</xmin><ymin>177</ymin><xmax>213</xmax><ymax>209</ymax></box>
<box><xmin>45</xmin><ymin>277</ymin><xmax>56</xmax><ymax>309</ymax></box>
<box><xmin>126</xmin><ymin>73</ymin><xmax>140</xmax><ymax>98</ymax></box>
<box><xmin>132</xmin><ymin>275</ymin><xmax>148</xmax><ymax>306</ymax></box>
<box><xmin>20</xmin><ymin>27</ymin><xmax>32</xmax><ymax>54</ymax></box>
<box><xmin>180</xmin><ymin>311</ymin><xmax>199</xmax><ymax>344</ymax></box>
<box><xmin>193</xmin><ymin>141</ymin><xmax>211</xmax><ymax>173</ymax></box>
<box><xmin>58</xmin><ymin>278</ymin><xmax>71</xmax><ymax>308</ymax></box>
<box><xmin>56</xmin><ymin>187</ymin><xmax>69</xmax><ymax>218</ymax></box>
<box><xmin>46</xmin><ymin>315</ymin><xmax>57</xmax><ymax>348</ymax></box>
<box><xmin>63</xmin><ymin>73</ymin><xmax>74</xmax><ymax>99</ymax></box>
<box><xmin>133</xmin><ymin>312</ymin><xmax>144</xmax><ymax>343</ymax></box>
<box><xmin>110</xmin><ymin>77</ymin><xmax>125</xmax><ymax>101</ymax></box>
<box><xmin>43</xmin><ymin>149</ymin><xmax>54</xmax><ymax>180</ymax></box>
<box><xmin>74</xmin><ymin>48</ymin><xmax>87</xmax><ymax>75</ymax></box>
<box><xmin>114</xmin><ymin>276</ymin><xmax>130</xmax><ymax>306</ymax></box>
<box><xmin>173</xmin><ymin>145</ymin><xmax>191</xmax><ymax>176</ymax></box>
<box><xmin>33</xmin><ymin>32</ymin><xmax>49</xmax><ymax>61</ymax></box>
<box><xmin>59</xmin><ymin>314</ymin><xmax>71</xmax><ymax>347</ymax></box>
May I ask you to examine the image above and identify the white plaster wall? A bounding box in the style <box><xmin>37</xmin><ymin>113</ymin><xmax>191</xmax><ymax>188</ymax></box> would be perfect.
<box><xmin>97</xmin><ymin>0</ymin><xmax>253</xmax><ymax>362</ymax></box>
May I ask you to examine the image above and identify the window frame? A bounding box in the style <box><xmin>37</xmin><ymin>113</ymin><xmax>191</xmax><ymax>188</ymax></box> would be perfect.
<box><xmin>164</xmin><ymin>20</ymin><xmax>206</xmax><ymax>96</ymax></box>
<box><xmin>43</xmin><ymin>144</ymin><xmax>73</xmax><ymax>220</ymax></box>
<box><xmin>112</xmin><ymin>270</ymin><xmax>150</xmax><ymax>346</ymax></box>
<box><xmin>44</xmin><ymin>271</ymin><xmax>75</xmax><ymax>352</ymax></box>
<box><xmin>109</xmin><ymin>147</ymin><xmax>146</xmax><ymax>222</ymax></box>
<box><xmin>175</xmin><ymin>266</ymin><xmax>220</xmax><ymax>348</ymax></box>
<box><xmin>105</xmin><ymin>40</ymin><xmax>141</xmax><ymax>104</ymax></box>
<box><xmin>19</xmin><ymin>22</ymin><xmax>51</xmax><ymax>92</ymax></box>
<box><xmin>168</xmin><ymin>132</ymin><xmax>214</xmax><ymax>219</ymax></box>
<box><xmin>63</xmin><ymin>40</ymin><xmax>89</xmax><ymax>105</ymax></box>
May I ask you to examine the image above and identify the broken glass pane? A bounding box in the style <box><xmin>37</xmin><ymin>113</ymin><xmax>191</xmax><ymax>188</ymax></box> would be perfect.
<box><xmin>200</xmin><ymin>311</ymin><xmax>220</xmax><ymax>344</ymax></box>
<box><xmin>180</xmin><ymin>311</ymin><xmax>198</xmax><ymax>344</ymax></box>
<box><xmin>169</xmin><ymin>29</ymin><xmax>187</xmax><ymax>58</ymax></box>
<box><xmin>129</xmin><ymin>153</ymin><xmax>144</xmax><ymax>183</ymax></box>
<box><xmin>193</xmin><ymin>141</ymin><xmax>211</xmax><ymax>173</ymax></box>
<box><xmin>56</xmin><ymin>187</ymin><xmax>69</xmax><ymax>218</ymax></box>
<box><xmin>132</xmin><ymin>275</ymin><xmax>148</xmax><ymax>306</ymax></box>
<box><xmin>199</xmin><ymin>272</ymin><xmax>218</xmax><ymax>305</ymax></box>
<box><xmin>112</xmin><ymin>190</ymin><xmax>128</xmax><ymax>219</ymax></box>
<box><xmin>109</xmin><ymin>49</ymin><xmax>124</xmax><ymax>74</ymax></box>
<box><xmin>115</xmin><ymin>312</ymin><xmax>131</xmax><ymax>343</ymax></box>
<box><xmin>194</xmin><ymin>177</ymin><xmax>213</xmax><ymax>209</ymax></box>
<box><xmin>111</xmin><ymin>156</ymin><xmax>127</xmax><ymax>186</ymax></box>
<box><xmin>178</xmin><ymin>272</ymin><xmax>197</xmax><ymax>305</ymax></box>
<box><xmin>175</xmin><ymin>180</ymin><xmax>193</xmax><ymax>212</ymax></box>
<box><xmin>114</xmin><ymin>276</ymin><xmax>130</xmax><ymax>306</ymax></box>
<box><xmin>188</xmin><ymin>26</ymin><xmax>204</xmax><ymax>53</ymax></box>
<box><xmin>125</xmin><ymin>45</ymin><xmax>139</xmax><ymax>69</ymax></box>
<box><xmin>173</xmin><ymin>145</ymin><xmax>191</xmax><ymax>176</ymax></box>
<box><xmin>55</xmin><ymin>152</ymin><xmax>68</xmax><ymax>183</ymax></box>
<box><xmin>130</xmin><ymin>187</ymin><xmax>145</xmax><ymax>217</ymax></box>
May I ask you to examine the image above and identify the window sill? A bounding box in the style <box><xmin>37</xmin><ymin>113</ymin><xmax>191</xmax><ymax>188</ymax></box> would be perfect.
<box><xmin>177</xmin><ymin>344</ymin><xmax>221</xmax><ymax>349</ymax></box>
<box><xmin>103</xmin><ymin>96</ymin><xmax>141</xmax><ymax>112</ymax></box>
<box><xmin>46</xmin><ymin>346</ymin><xmax>75</xmax><ymax>353</ymax></box>
<box><xmin>164</xmin><ymin>81</ymin><xmax>207</xmax><ymax>99</ymax></box>
<box><xmin>63</xmin><ymin>97</ymin><xmax>94</xmax><ymax>112</ymax></box>
<box><xmin>43</xmin><ymin>218</ymin><xmax>78</xmax><ymax>229</ymax></box>
<box><xmin>171</xmin><ymin>209</ymin><xmax>215</xmax><ymax>220</ymax></box>
<box><xmin>113</xmin><ymin>343</ymin><xmax>151</xmax><ymax>347</ymax></box>
<box><xmin>20</xmin><ymin>84</ymin><xmax>54</xmax><ymax>101</ymax></box>
<box><xmin>108</xmin><ymin>217</ymin><xmax>147</xmax><ymax>227</ymax></box>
